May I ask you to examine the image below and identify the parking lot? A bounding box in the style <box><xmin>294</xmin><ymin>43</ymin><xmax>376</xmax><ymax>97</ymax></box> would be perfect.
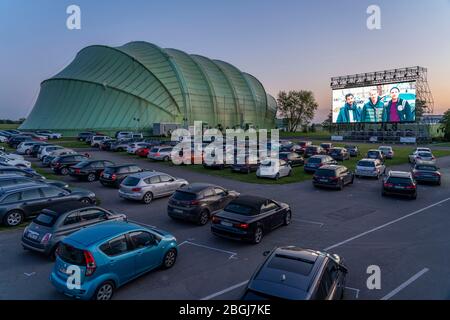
<box><xmin>0</xmin><ymin>147</ymin><xmax>449</xmax><ymax>300</ymax></box>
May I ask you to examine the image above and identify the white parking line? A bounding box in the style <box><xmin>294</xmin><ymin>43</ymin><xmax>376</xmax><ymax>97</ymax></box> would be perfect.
<box><xmin>179</xmin><ymin>240</ymin><xmax>238</xmax><ymax>259</ymax></box>
<box><xmin>324</xmin><ymin>197</ymin><xmax>450</xmax><ymax>251</ymax></box>
<box><xmin>344</xmin><ymin>287</ymin><xmax>360</xmax><ymax>299</ymax></box>
<box><xmin>200</xmin><ymin>280</ymin><xmax>249</xmax><ymax>300</ymax></box>
<box><xmin>381</xmin><ymin>268</ymin><xmax>429</xmax><ymax>300</ymax></box>
<box><xmin>201</xmin><ymin>197</ymin><xmax>450</xmax><ymax>300</ymax></box>
<box><xmin>295</xmin><ymin>219</ymin><xmax>324</xmax><ymax>227</ymax></box>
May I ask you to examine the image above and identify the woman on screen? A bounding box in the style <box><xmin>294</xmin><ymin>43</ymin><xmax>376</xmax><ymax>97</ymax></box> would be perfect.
<box><xmin>382</xmin><ymin>87</ymin><xmax>414</xmax><ymax>123</ymax></box>
<box><xmin>336</xmin><ymin>93</ymin><xmax>362</xmax><ymax>123</ymax></box>
<box><xmin>361</xmin><ymin>89</ymin><xmax>385</xmax><ymax>123</ymax></box>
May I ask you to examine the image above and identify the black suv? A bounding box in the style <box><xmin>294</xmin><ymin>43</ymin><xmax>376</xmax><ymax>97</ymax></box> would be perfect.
<box><xmin>279</xmin><ymin>152</ymin><xmax>304</xmax><ymax>167</ymax></box>
<box><xmin>382</xmin><ymin>171</ymin><xmax>417</xmax><ymax>199</ymax></box>
<box><xmin>0</xmin><ymin>183</ymin><xmax>96</xmax><ymax>227</ymax></box>
<box><xmin>329</xmin><ymin>148</ymin><xmax>350</xmax><ymax>161</ymax></box>
<box><xmin>167</xmin><ymin>183</ymin><xmax>239</xmax><ymax>225</ymax></box>
<box><xmin>69</xmin><ymin>160</ymin><xmax>115</xmax><ymax>182</ymax></box>
<box><xmin>313</xmin><ymin>165</ymin><xmax>354</xmax><ymax>190</ymax></box>
<box><xmin>304</xmin><ymin>146</ymin><xmax>326</xmax><ymax>158</ymax></box>
<box><xmin>8</xmin><ymin>135</ymin><xmax>33</xmax><ymax>148</ymax></box>
<box><xmin>304</xmin><ymin>155</ymin><xmax>337</xmax><ymax>173</ymax></box>
<box><xmin>100</xmin><ymin>164</ymin><xmax>144</xmax><ymax>187</ymax></box>
<box><xmin>242</xmin><ymin>247</ymin><xmax>348</xmax><ymax>300</ymax></box>
<box><xmin>51</xmin><ymin>154</ymin><xmax>89</xmax><ymax>175</ymax></box>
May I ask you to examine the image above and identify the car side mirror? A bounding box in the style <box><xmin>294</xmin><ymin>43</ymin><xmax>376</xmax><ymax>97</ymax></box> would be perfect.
<box><xmin>263</xmin><ymin>250</ymin><xmax>271</xmax><ymax>257</ymax></box>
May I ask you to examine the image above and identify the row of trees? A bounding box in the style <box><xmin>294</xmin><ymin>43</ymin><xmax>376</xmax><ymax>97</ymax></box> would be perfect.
<box><xmin>276</xmin><ymin>90</ymin><xmax>318</xmax><ymax>132</ymax></box>
<box><xmin>0</xmin><ymin>118</ymin><xmax>25</xmax><ymax>124</ymax></box>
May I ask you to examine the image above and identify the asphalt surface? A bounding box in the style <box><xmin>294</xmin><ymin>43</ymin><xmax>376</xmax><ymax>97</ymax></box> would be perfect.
<box><xmin>0</xmin><ymin>149</ymin><xmax>449</xmax><ymax>300</ymax></box>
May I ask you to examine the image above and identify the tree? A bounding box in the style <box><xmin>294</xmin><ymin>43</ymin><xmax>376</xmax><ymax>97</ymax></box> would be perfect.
<box><xmin>442</xmin><ymin>109</ymin><xmax>450</xmax><ymax>141</ymax></box>
<box><xmin>415</xmin><ymin>99</ymin><xmax>427</xmax><ymax>119</ymax></box>
<box><xmin>322</xmin><ymin>110</ymin><xmax>333</xmax><ymax>131</ymax></box>
<box><xmin>277</xmin><ymin>90</ymin><xmax>318</xmax><ymax>132</ymax></box>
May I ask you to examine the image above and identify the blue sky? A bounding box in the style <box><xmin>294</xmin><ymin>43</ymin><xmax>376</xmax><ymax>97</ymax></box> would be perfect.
<box><xmin>0</xmin><ymin>0</ymin><xmax>449</xmax><ymax>121</ymax></box>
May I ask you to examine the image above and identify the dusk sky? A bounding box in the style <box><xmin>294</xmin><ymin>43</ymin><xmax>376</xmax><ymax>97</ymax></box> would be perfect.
<box><xmin>0</xmin><ymin>0</ymin><xmax>449</xmax><ymax>122</ymax></box>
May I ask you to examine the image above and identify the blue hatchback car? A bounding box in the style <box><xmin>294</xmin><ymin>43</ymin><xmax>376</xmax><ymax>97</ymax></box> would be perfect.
<box><xmin>50</xmin><ymin>221</ymin><xmax>178</xmax><ymax>300</ymax></box>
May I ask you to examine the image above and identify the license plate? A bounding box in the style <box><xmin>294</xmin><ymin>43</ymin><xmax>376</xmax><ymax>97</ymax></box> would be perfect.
<box><xmin>27</xmin><ymin>232</ymin><xmax>39</xmax><ymax>240</ymax></box>
<box><xmin>320</xmin><ymin>179</ymin><xmax>328</xmax><ymax>183</ymax></box>
<box><xmin>103</xmin><ymin>174</ymin><xmax>110</xmax><ymax>178</ymax></box>
<box><xmin>173</xmin><ymin>209</ymin><xmax>183</xmax><ymax>214</ymax></box>
<box><xmin>221</xmin><ymin>221</ymin><xmax>233</xmax><ymax>227</ymax></box>
<box><xmin>394</xmin><ymin>186</ymin><xmax>404</xmax><ymax>189</ymax></box>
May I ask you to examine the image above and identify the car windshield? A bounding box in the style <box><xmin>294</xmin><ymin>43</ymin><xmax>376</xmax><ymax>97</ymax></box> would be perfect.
<box><xmin>358</xmin><ymin>161</ymin><xmax>375</xmax><ymax>167</ymax></box>
<box><xmin>388</xmin><ymin>177</ymin><xmax>412</xmax><ymax>184</ymax></box>
<box><xmin>261</xmin><ymin>160</ymin><xmax>274</xmax><ymax>167</ymax></box>
<box><xmin>415</xmin><ymin>165</ymin><xmax>437</xmax><ymax>171</ymax></box>
<box><xmin>73</xmin><ymin>161</ymin><xmax>90</xmax><ymax>168</ymax></box>
<box><xmin>224</xmin><ymin>203</ymin><xmax>255</xmax><ymax>216</ymax></box>
<box><xmin>34</xmin><ymin>213</ymin><xmax>56</xmax><ymax>227</ymax></box>
<box><xmin>172</xmin><ymin>191</ymin><xmax>197</xmax><ymax>201</ymax></box>
<box><xmin>315</xmin><ymin>169</ymin><xmax>336</xmax><ymax>177</ymax></box>
<box><xmin>57</xmin><ymin>243</ymin><xmax>86</xmax><ymax>266</ymax></box>
<box><xmin>122</xmin><ymin>176</ymin><xmax>141</xmax><ymax>186</ymax></box>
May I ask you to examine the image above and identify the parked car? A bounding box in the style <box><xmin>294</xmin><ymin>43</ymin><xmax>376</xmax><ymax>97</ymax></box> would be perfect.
<box><xmin>344</xmin><ymin>145</ymin><xmax>359</xmax><ymax>157</ymax></box>
<box><xmin>51</xmin><ymin>154</ymin><xmax>90</xmax><ymax>175</ymax></box>
<box><xmin>409</xmin><ymin>151</ymin><xmax>435</xmax><ymax>164</ymax></box>
<box><xmin>304</xmin><ymin>145</ymin><xmax>326</xmax><ymax>158</ymax></box>
<box><xmin>99</xmin><ymin>139</ymin><xmax>117</xmax><ymax>151</ymax></box>
<box><xmin>69</xmin><ymin>160</ymin><xmax>115</xmax><ymax>182</ymax></box>
<box><xmin>304</xmin><ymin>155</ymin><xmax>337</xmax><ymax>173</ymax></box>
<box><xmin>241</xmin><ymin>247</ymin><xmax>347</xmax><ymax>300</ymax></box>
<box><xmin>298</xmin><ymin>141</ymin><xmax>313</xmax><ymax>153</ymax></box>
<box><xmin>412</xmin><ymin>162</ymin><xmax>441</xmax><ymax>185</ymax></box>
<box><xmin>21</xmin><ymin>132</ymin><xmax>48</xmax><ymax>141</ymax></box>
<box><xmin>78</xmin><ymin>132</ymin><xmax>96</xmax><ymax>142</ymax></box>
<box><xmin>355</xmin><ymin>159</ymin><xmax>386</xmax><ymax>179</ymax></box>
<box><xmin>0</xmin><ymin>166</ymin><xmax>44</xmax><ymax>180</ymax></box>
<box><xmin>231</xmin><ymin>154</ymin><xmax>260</xmax><ymax>173</ymax></box>
<box><xmin>7</xmin><ymin>135</ymin><xmax>33</xmax><ymax>148</ymax></box>
<box><xmin>0</xmin><ymin>155</ymin><xmax>31</xmax><ymax>168</ymax></box>
<box><xmin>320</xmin><ymin>143</ymin><xmax>333</xmax><ymax>154</ymax></box>
<box><xmin>329</xmin><ymin>148</ymin><xmax>350</xmax><ymax>161</ymax></box>
<box><xmin>211</xmin><ymin>195</ymin><xmax>291</xmax><ymax>244</ymax></box>
<box><xmin>0</xmin><ymin>184</ymin><xmax>96</xmax><ymax>227</ymax></box>
<box><xmin>0</xmin><ymin>174</ymin><xmax>68</xmax><ymax>189</ymax></box>
<box><xmin>367</xmin><ymin>150</ymin><xmax>385</xmax><ymax>163</ymax></box>
<box><xmin>136</xmin><ymin>146</ymin><xmax>151</xmax><ymax>158</ymax></box>
<box><xmin>100</xmin><ymin>164</ymin><xmax>144</xmax><ymax>188</ymax></box>
<box><xmin>279</xmin><ymin>152</ymin><xmax>304</xmax><ymax>167</ymax></box>
<box><xmin>85</xmin><ymin>133</ymin><xmax>106</xmax><ymax>145</ymax></box>
<box><xmin>119</xmin><ymin>171</ymin><xmax>188</xmax><ymax>204</ymax></box>
<box><xmin>0</xmin><ymin>150</ymin><xmax>24</xmax><ymax>161</ymax></box>
<box><xmin>50</xmin><ymin>221</ymin><xmax>178</xmax><ymax>300</ymax></box>
<box><xmin>17</xmin><ymin>141</ymin><xmax>47</xmax><ymax>155</ymax></box>
<box><xmin>29</xmin><ymin>142</ymin><xmax>50</xmax><ymax>157</ymax></box>
<box><xmin>127</xmin><ymin>142</ymin><xmax>152</xmax><ymax>154</ymax></box>
<box><xmin>313</xmin><ymin>165</ymin><xmax>354</xmax><ymax>190</ymax></box>
<box><xmin>36</xmin><ymin>130</ymin><xmax>62</xmax><ymax>139</ymax></box>
<box><xmin>168</xmin><ymin>183</ymin><xmax>239</xmax><ymax>225</ymax></box>
<box><xmin>38</xmin><ymin>145</ymin><xmax>65</xmax><ymax>160</ymax></box>
<box><xmin>382</xmin><ymin>171</ymin><xmax>417</xmax><ymax>199</ymax></box>
<box><xmin>22</xmin><ymin>201</ymin><xmax>127</xmax><ymax>258</ymax></box>
<box><xmin>378</xmin><ymin>146</ymin><xmax>394</xmax><ymax>159</ymax></box>
<box><xmin>257</xmin><ymin>159</ymin><xmax>292</xmax><ymax>180</ymax></box>
<box><xmin>91</xmin><ymin>136</ymin><xmax>111</xmax><ymax>147</ymax></box>
<box><xmin>115</xmin><ymin>131</ymin><xmax>133</xmax><ymax>139</ymax></box>
<box><xmin>110</xmin><ymin>139</ymin><xmax>133</xmax><ymax>152</ymax></box>
<box><xmin>148</xmin><ymin>146</ymin><xmax>173</xmax><ymax>161</ymax></box>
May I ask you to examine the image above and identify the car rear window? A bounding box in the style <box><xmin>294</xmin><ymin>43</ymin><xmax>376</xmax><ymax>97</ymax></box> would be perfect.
<box><xmin>224</xmin><ymin>203</ymin><xmax>255</xmax><ymax>216</ymax></box>
<box><xmin>57</xmin><ymin>243</ymin><xmax>85</xmax><ymax>266</ymax></box>
<box><xmin>150</xmin><ymin>148</ymin><xmax>159</xmax><ymax>153</ymax></box>
<box><xmin>388</xmin><ymin>177</ymin><xmax>413</xmax><ymax>184</ymax></box>
<box><xmin>358</xmin><ymin>161</ymin><xmax>375</xmax><ymax>167</ymax></box>
<box><xmin>103</xmin><ymin>167</ymin><xmax>117</xmax><ymax>174</ymax></box>
<box><xmin>34</xmin><ymin>213</ymin><xmax>57</xmax><ymax>227</ymax></box>
<box><xmin>172</xmin><ymin>191</ymin><xmax>197</xmax><ymax>201</ymax></box>
<box><xmin>415</xmin><ymin>165</ymin><xmax>437</xmax><ymax>171</ymax></box>
<box><xmin>418</xmin><ymin>152</ymin><xmax>432</xmax><ymax>157</ymax></box>
<box><xmin>368</xmin><ymin>151</ymin><xmax>379</xmax><ymax>156</ymax></box>
<box><xmin>267</xmin><ymin>254</ymin><xmax>315</xmax><ymax>276</ymax></box>
<box><xmin>122</xmin><ymin>176</ymin><xmax>141</xmax><ymax>186</ymax></box>
<box><xmin>315</xmin><ymin>169</ymin><xmax>336</xmax><ymax>177</ymax></box>
<box><xmin>308</xmin><ymin>157</ymin><xmax>321</xmax><ymax>164</ymax></box>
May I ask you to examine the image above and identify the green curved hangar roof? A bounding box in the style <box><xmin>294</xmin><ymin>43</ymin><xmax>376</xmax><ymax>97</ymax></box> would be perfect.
<box><xmin>20</xmin><ymin>41</ymin><xmax>277</xmax><ymax>132</ymax></box>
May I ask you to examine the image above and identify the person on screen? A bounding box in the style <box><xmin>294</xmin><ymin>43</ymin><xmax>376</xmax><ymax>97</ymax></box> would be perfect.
<box><xmin>336</xmin><ymin>93</ymin><xmax>361</xmax><ymax>123</ymax></box>
<box><xmin>382</xmin><ymin>87</ymin><xmax>414</xmax><ymax>123</ymax></box>
<box><xmin>361</xmin><ymin>89</ymin><xmax>385</xmax><ymax>123</ymax></box>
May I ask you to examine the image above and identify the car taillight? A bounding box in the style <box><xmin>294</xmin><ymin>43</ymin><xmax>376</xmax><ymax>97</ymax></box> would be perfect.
<box><xmin>75</xmin><ymin>169</ymin><xmax>80</xmax><ymax>174</ymax></box>
<box><xmin>212</xmin><ymin>216</ymin><xmax>220</xmax><ymax>223</ymax></box>
<box><xmin>55</xmin><ymin>162</ymin><xmax>61</xmax><ymax>167</ymax></box>
<box><xmin>155</xmin><ymin>152</ymin><xmax>161</xmax><ymax>156</ymax></box>
<box><xmin>237</xmin><ymin>223</ymin><xmax>249</xmax><ymax>229</ymax></box>
<box><xmin>189</xmin><ymin>200</ymin><xmax>200</xmax><ymax>206</ymax></box>
<box><xmin>111</xmin><ymin>174</ymin><xmax>117</xmax><ymax>180</ymax></box>
<box><xmin>384</xmin><ymin>183</ymin><xmax>394</xmax><ymax>188</ymax></box>
<box><xmin>406</xmin><ymin>185</ymin><xmax>416</xmax><ymax>190</ymax></box>
<box><xmin>40</xmin><ymin>233</ymin><xmax>52</xmax><ymax>245</ymax></box>
<box><xmin>330</xmin><ymin>176</ymin><xmax>339</xmax><ymax>181</ymax></box>
<box><xmin>84</xmin><ymin>251</ymin><xmax>96</xmax><ymax>276</ymax></box>
<box><xmin>131</xmin><ymin>187</ymin><xmax>141</xmax><ymax>192</ymax></box>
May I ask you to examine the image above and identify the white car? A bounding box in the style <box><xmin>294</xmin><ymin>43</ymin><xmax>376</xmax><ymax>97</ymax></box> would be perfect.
<box><xmin>0</xmin><ymin>150</ymin><xmax>24</xmax><ymax>161</ymax></box>
<box><xmin>36</xmin><ymin>130</ymin><xmax>62</xmax><ymax>139</ymax></box>
<box><xmin>355</xmin><ymin>159</ymin><xmax>386</xmax><ymax>179</ymax></box>
<box><xmin>0</xmin><ymin>155</ymin><xmax>31</xmax><ymax>168</ymax></box>
<box><xmin>16</xmin><ymin>142</ymin><xmax>43</xmax><ymax>155</ymax></box>
<box><xmin>378</xmin><ymin>146</ymin><xmax>394</xmax><ymax>159</ymax></box>
<box><xmin>0</xmin><ymin>135</ymin><xmax>8</xmax><ymax>143</ymax></box>
<box><xmin>91</xmin><ymin>136</ymin><xmax>111</xmax><ymax>147</ymax></box>
<box><xmin>38</xmin><ymin>145</ymin><xmax>65</xmax><ymax>160</ymax></box>
<box><xmin>409</xmin><ymin>151</ymin><xmax>436</xmax><ymax>164</ymax></box>
<box><xmin>256</xmin><ymin>158</ymin><xmax>292</xmax><ymax>180</ymax></box>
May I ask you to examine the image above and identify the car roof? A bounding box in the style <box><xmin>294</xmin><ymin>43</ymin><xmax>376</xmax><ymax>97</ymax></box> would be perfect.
<box><xmin>65</xmin><ymin>221</ymin><xmax>143</xmax><ymax>247</ymax></box>
<box><xmin>0</xmin><ymin>174</ymin><xmax>33</xmax><ymax>180</ymax></box>
<box><xmin>358</xmin><ymin>158</ymin><xmax>377</xmax><ymax>162</ymax></box>
<box><xmin>178</xmin><ymin>183</ymin><xmax>215</xmax><ymax>193</ymax></box>
<box><xmin>368</xmin><ymin>149</ymin><xmax>381</xmax><ymax>152</ymax></box>
<box><xmin>41</xmin><ymin>201</ymin><xmax>91</xmax><ymax>216</ymax></box>
<box><xmin>388</xmin><ymin>171</ymin><xmax>412</xmax><ymax>178</ymax></box>
<box><xmin>379</xmin><ymin>146</ymin><xmax>392</xmax><ymax>149</ymax></box>
<box><xmin>107</xmin><ymin>163</ymin><xmax>137</xmax><ymax>168</ymax></box>
<box><xmin>318</xmin><ymin>165</ymin><xmax>344</xmax><ymax>170</ymax></box>
<box><xmin>0</xmin><ymin>182</ymin><xmax>43</xmax><ymax>194</ymax></box>
<box><xmin>415</xmin><ymin>160</ymin><xmax>436</xmax><ymax>166</ymax></box>
<box><xmin>128</xmin><ymin>171</ymin><xmax>163</xmax><ymax>179</ymax></box>
<box><xmin>310</xmin><ymin>155</ymin><xmax>328</xmax><ymax>159</ymax></box>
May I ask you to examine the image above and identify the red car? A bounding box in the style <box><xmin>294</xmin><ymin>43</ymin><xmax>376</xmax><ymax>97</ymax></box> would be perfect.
<box><xmin>136</xmin><ymin>147</ymin><xmax>150</xmax><ymax>157</ymax></box>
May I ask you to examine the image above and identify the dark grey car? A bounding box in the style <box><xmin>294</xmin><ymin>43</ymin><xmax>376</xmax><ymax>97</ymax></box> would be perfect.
<box><xmin>0</xmin><ymin>174</ymin><xmax>69</xmax><ymax>189</ymax></box>
<box><xmin>21</xmin><ymin>201</ymin><xmax>127</xmax><ymax>258</ymax></box>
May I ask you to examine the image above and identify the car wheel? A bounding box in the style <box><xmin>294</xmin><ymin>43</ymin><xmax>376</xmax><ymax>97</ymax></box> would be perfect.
<box><xmin>350</xmin><ymin>176</ymin><xmax>354</xmax><ymax>184</ymax></box>
<box><xmin>163</xmin><ymin>156</ymin><xmax>170</xmax><ymax>162</ymax></box>
<box><xmin>284</xmin><ymin>211</ymin><xmax>292</xmax><ymax>226</ymax></box>
<box><xmin>94</xmin><ymin>281</ymin><xmax>115</xmax><ymax>300</ymax></box>
<box><xmin>198</xmin><ymin>210</ymin><xmax>209</xmax><ymax>226</ymax></box>
<box><xmin>87</xmin><ymin>173</ymin><xmax>96</xmax><ymax>182</ymax></box>
<box><xmin>162</xmin><ymin>249</ymin><xmax>177</xmax><ymax>269</ymax></box>
<box><xmin>411</xmin><ymin>193</ymin><xmax>417</xmax><ymax>200</ymax></box>
<box><xmin>60</xmin><ymin>167</ymin><xmax>69</xmax><ymax>176</ymax></box>
<box><xmin>253</xmin><ymin>227</ymin><xmax>263</xmax><ymax>244</ymax></box>
<box><xmin>437</xmin><ymin>180</ymin><xmax>441</xmax><ymax>186</ymax></box>
<box><xmin>26</xmin><ymin>149</ymin><xmax>32</xmax><ymax>155</ymax></box>
<box><xmin>275</xmin><ymin>173</ymin><xmax>280</xmax><ymax>180</ymax></box>
<box><xmin>80</xmin><ymin>198</ymin><xmax>92</xmax><ymax>205</ymax></box>
<box><xmin>49</xmin><ymin>244</ymin><xmax>59</xmax><ymax>261</ymax></box>
<box><xmin>142</xmin><ymin>192</ymin><xmax>153</xmax><ymax>204</ymax></box>
<box><xmin>288</xmin><ymin>170</ymin><xmax>293</xmax><ymax>177</ymax></box>
<box><xmin>338</xmin><ymin>181</ymin><xmax>344</xmax><ymax>190</ymax></box>
<box><xmin>4</xmin><ymin>210</ymin><xmax>24</xmax><ymax>227</ymax></box>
